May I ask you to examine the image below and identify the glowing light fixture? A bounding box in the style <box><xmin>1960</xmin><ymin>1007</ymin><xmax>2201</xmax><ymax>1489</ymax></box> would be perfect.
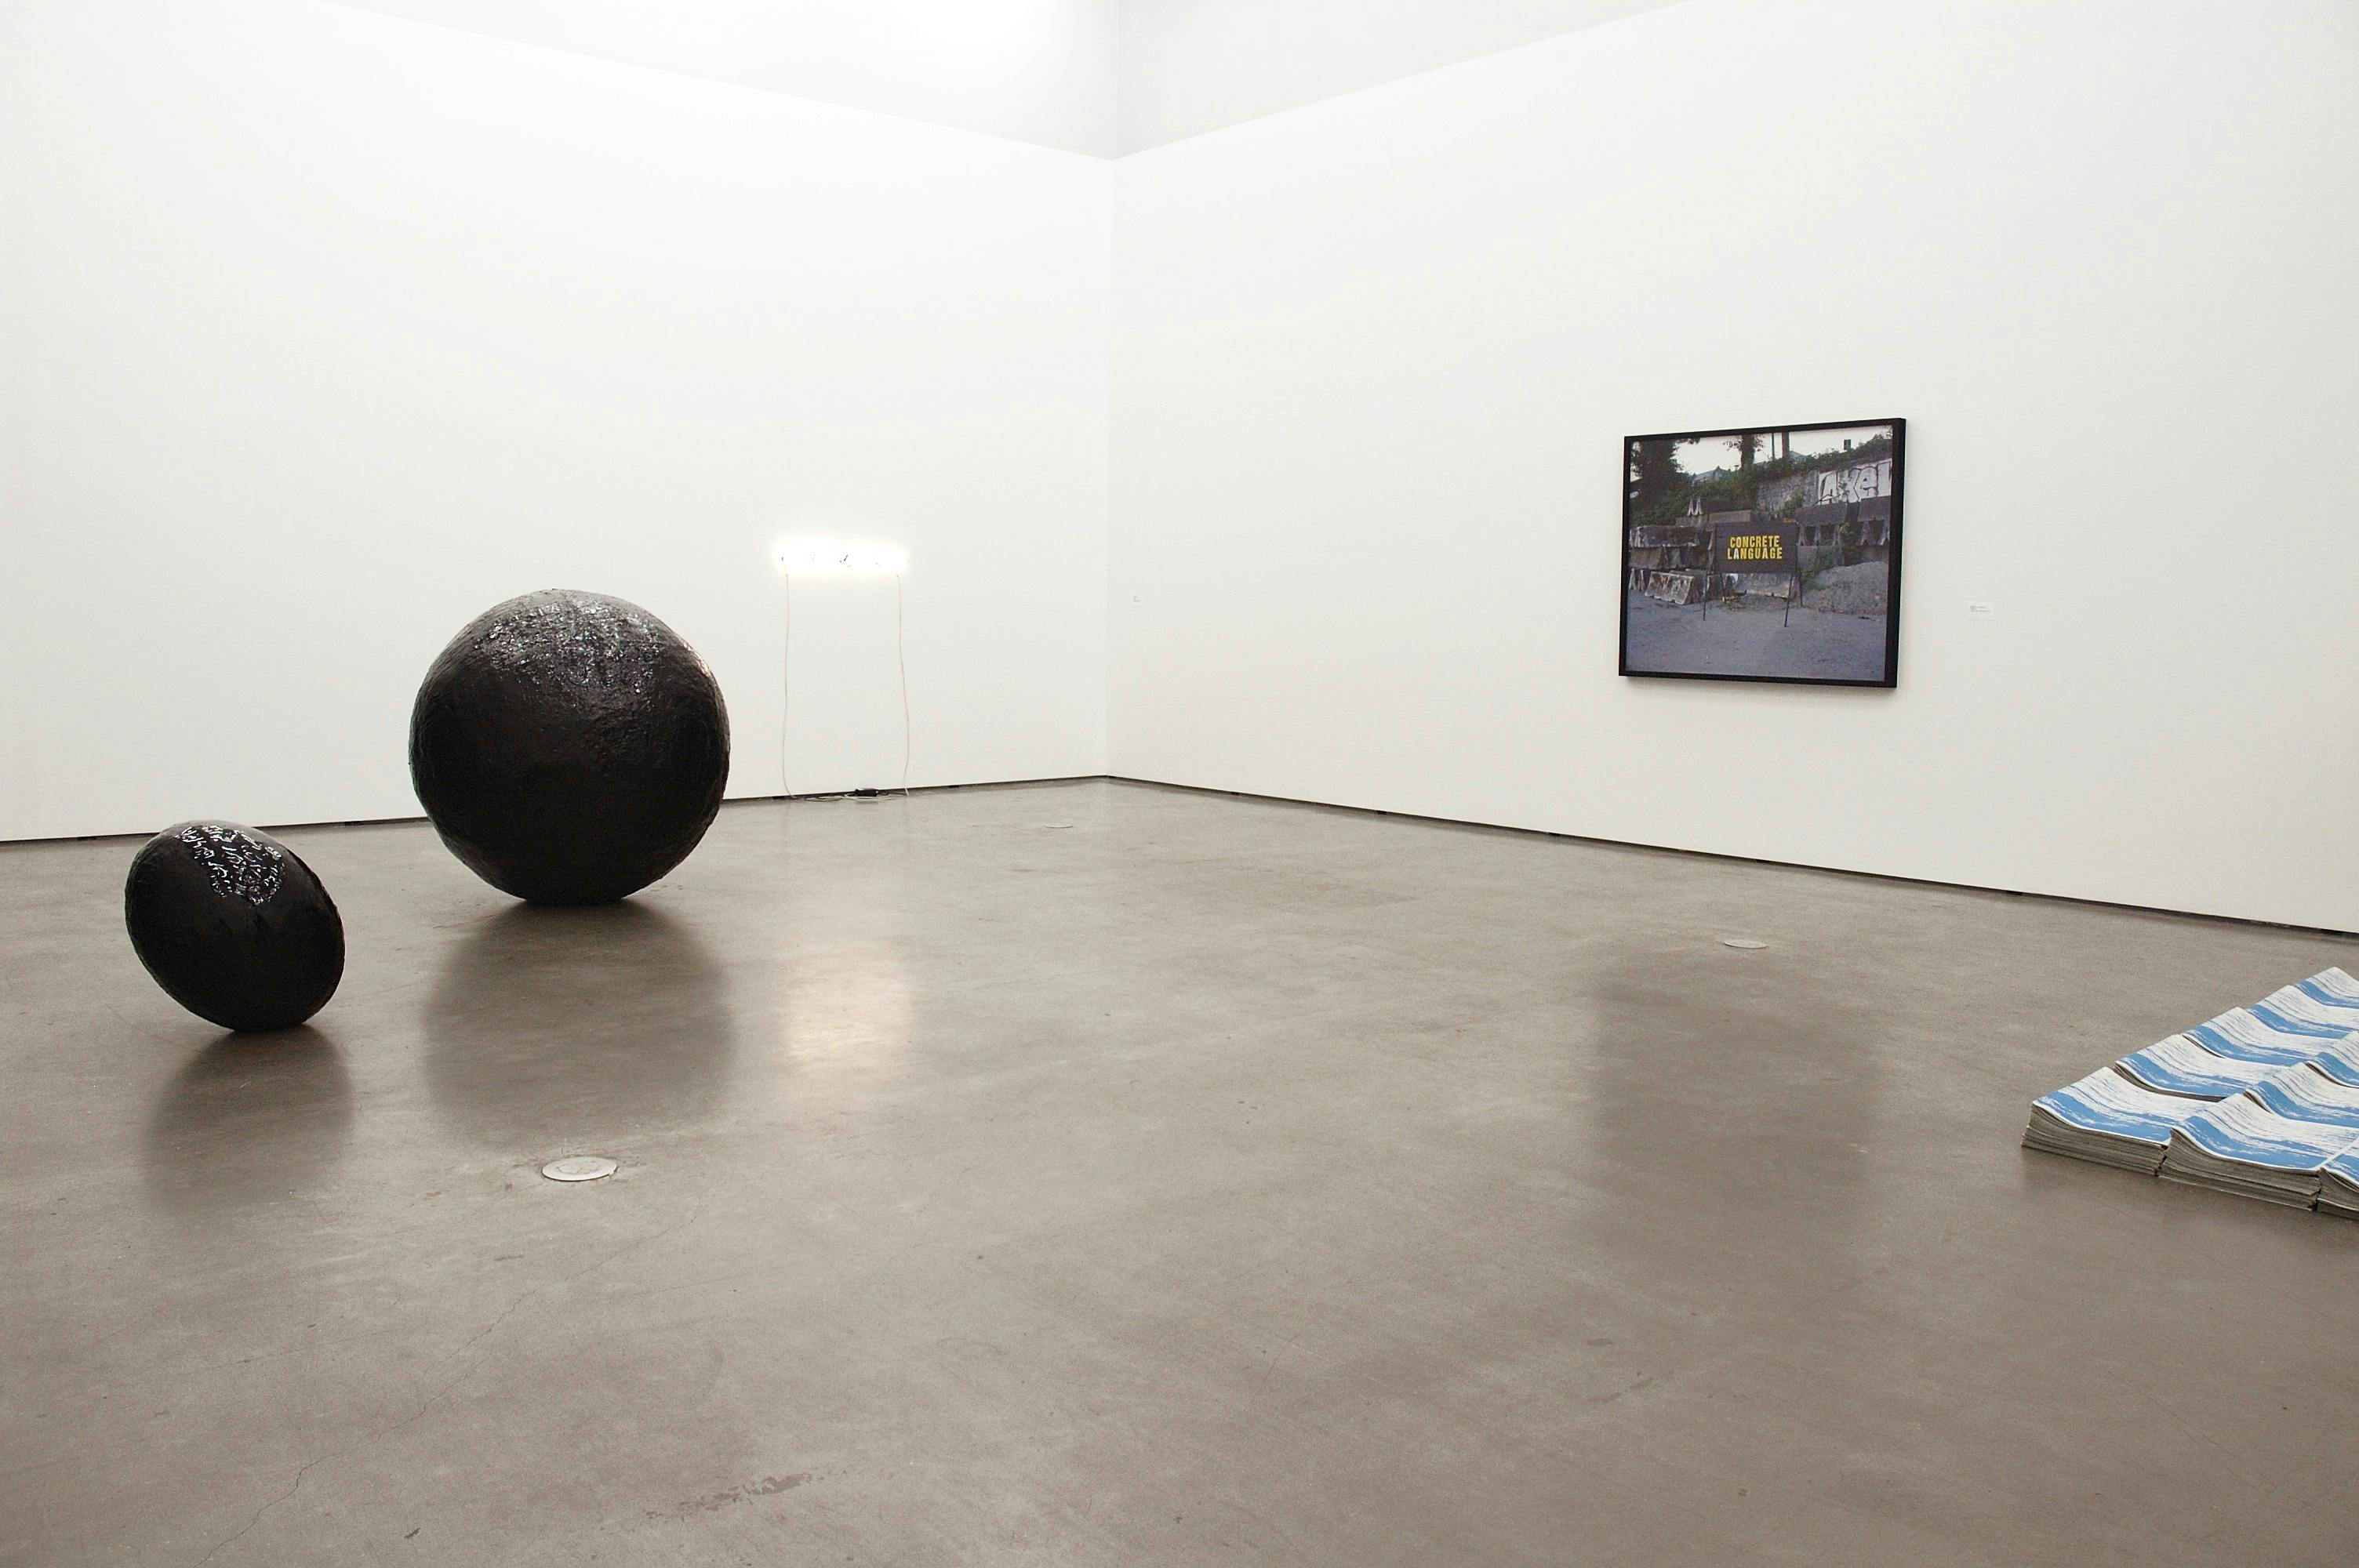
<box><xmin>776</xmin><ymin>540</ymin><xmax>908</xmax><ymax>577</ymax></box>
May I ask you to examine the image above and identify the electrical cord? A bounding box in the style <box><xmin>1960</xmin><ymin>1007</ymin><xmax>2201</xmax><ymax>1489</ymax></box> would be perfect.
<box><xmin>776</xmin><ymin>570</ymin><xmax>911</xmax><ymax>801</ymax></box>
<box><xmin>792</xmin><ymin>572</ymin><xmax>801</xmax><ymax>797</ymax></box>
<box><xmin>895</xmin><ymin>572</ymin><xmax>911</xmax><ymax>797</ymax></box>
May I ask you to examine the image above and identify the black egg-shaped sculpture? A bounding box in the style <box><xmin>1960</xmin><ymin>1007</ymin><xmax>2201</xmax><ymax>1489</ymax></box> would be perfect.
<box><xmin>409</xmin><ymin>590</ymin><xmax>730</xmax><ymax>905</ymax></box>
<box><xmin>125</xmin><ymin>822</ymin><xmax>345</xmax><ymax>1031</ymax></box>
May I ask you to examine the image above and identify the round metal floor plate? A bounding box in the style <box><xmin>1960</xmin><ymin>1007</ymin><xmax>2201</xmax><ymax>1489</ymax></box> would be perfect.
<box><xmin>541</xmin><ymin>1155</ymin><xmax>618</xmax><ymax>1182</ymax></box>
<box><xmin>1721</xmin><ymin>938</ymin><xmax>1771</xmax><ymax>950</ymax></box>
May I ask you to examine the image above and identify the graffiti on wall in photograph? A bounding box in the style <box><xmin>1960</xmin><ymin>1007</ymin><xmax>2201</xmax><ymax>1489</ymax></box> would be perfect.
<box><xmin>1619</xmin><ymin>419</ymin><xmax>1904</xmax><ymax>687</ymax></box>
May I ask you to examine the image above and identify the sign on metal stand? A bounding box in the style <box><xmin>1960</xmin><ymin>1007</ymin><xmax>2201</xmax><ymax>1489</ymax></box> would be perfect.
<box><xmin>1711</xmin><ymin>521</ymin><xmax>1801</xmax><ymax>626</ymax></box>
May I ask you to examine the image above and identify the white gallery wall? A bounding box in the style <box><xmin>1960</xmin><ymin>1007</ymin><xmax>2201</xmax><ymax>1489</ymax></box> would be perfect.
<box><xmin>1117</xmin><ymin>0</ymin><xmax>1692</xmax><ymax>152</ymax></box>
<box><xmin>6</xmin><ymin>0</ymin><xmax>2352</xmax><ymax>931</ymax></box>
<box><xmin>1109</xmin><ymin>0</ymin><xmax>2359</xmax><ymax>931</ymax></box>
<box><xmin>0</xmin><ymin>0</ymin><xmax>1112</xmax><ymax>840</ymax></box>
<box><xmin>325</xmin><ymin>0</ymin><xmax>1121</xmax><ymax>156</ymax></box>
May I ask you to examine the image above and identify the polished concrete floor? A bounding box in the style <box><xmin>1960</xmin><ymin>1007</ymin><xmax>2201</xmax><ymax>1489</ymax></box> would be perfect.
<box><xmin>2</xmin><ymin>780</ymin><xmax>2355</xmax><ymax>1566</ymax></box>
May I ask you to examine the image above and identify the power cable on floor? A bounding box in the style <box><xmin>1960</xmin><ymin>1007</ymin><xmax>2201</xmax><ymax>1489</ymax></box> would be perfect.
<box><xmin>895</xmin><ymin>572</ymin><xmax>911</xmax><ymax>797</ymax></box>
<box><xmin>792</xmin><ymin>572</ymin><xmax>801</xmax><ymax>801</ymax></box>
<box><xmin>777</xmin><ymin>570</ymin><xmax>911</xmax><ymax>800</ymax></box>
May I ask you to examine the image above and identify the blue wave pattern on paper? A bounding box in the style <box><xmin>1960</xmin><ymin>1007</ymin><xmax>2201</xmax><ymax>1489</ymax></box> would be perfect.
<box><xmin>2261</xmin><ymin>968</ymin><xmax>2359</xmax><ymax>1029</ymax></box>
<box><xmin>2031</xmin><ymin>1070</ymin><xmax>2199</xmax><ymax>1145</ymax></box>
<box><xmin>2115</xmin><ymin>1036</ymin><xmax>2274</xmax><ymax>1098</ymax></box>
<box><xmin>2183</xmin><ymin>1012</ymin><xmax>2335</xmax><ymax>1064</ymax></box>
<box><xmin>2310</xmin><ymin>1039</ymin><xmax>2359</xmax><ymax>1090</ymax></box>
<box><xmin>2026</xmin><ymin>969</ymin><xmax>2359</xmax><ymax>1214</ymax></box>
<box><xmin>2172</xmin><ymin>1097</ymin><xmax>2354</xmax><ymax>1171</ymax></box>
<box><xmin>2245</xmin><ymin>1067</ymin><xmax>2359</xmax><ymax>1129</ymax></box>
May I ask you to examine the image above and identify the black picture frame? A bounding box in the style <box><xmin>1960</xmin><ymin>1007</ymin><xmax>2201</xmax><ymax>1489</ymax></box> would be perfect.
<box><xmin>1618</xmin><ymin>416</ymin><xmax>1905</xmax><ymax>688</ymax></box>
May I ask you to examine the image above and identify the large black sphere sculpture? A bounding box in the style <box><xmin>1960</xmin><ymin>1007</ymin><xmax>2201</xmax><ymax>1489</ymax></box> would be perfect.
<box><xmin>409</xmin><ymin>590</ymin><xmax>730</xmax><ymax>905</ymax></box>
<box><xmin>125</xmin><ymin>822</ymin><xmax>345</xmax><ymax>1031</ymax></box>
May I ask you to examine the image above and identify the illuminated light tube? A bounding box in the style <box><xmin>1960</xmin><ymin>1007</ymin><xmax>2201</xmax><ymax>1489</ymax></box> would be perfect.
<box><xmin>776</xmin><ymin>540</ymin><xmax>908</xmax><ymax>576</ymax></box>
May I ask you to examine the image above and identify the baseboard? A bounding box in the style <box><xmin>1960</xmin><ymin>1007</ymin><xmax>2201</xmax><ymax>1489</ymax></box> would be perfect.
<box><xmin>17</xmin><ymin>772</ymin><xmax>2354</xmax><ymax>942</ymax></box>
<box><xmin>0</xmin><ymin>774</ymin><xmax>1125</xmax><ymax>849</ymax></box>
<box><xmin>1100</xmin><ymin>775</ymin><xmax>2359</xmax><ymax>942</ymax></box>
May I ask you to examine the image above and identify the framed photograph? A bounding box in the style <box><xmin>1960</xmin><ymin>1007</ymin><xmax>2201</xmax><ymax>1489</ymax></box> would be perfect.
<box><xmin>1619</xmin><ymin>418</ymin><xmax>1904</xmax><ymax>688</ymax></box>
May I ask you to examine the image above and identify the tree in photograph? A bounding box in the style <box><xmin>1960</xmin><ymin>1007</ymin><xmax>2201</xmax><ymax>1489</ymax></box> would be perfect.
<box><xmin>1628</xmin><ymin>438</ymin><xmax>1685</xmax><ymax>528</ymax></box>
<box><xmin>1732</xmin><ymin>431</ymin><xmax>1766</xmax><ymax>508</ymax></box>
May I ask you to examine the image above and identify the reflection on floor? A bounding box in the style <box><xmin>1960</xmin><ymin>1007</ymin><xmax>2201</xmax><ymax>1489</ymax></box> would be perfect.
<box><xmin>2</xmin><ymin>780</ymin><xmax>2354</xmax><ymax>1565</ymax></box>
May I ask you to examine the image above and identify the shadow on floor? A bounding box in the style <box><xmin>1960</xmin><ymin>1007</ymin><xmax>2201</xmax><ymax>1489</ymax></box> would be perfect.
<box><xmin>1570</xmin><ymin>951</ymin><xmax>1892</xmax><ymax>1237</ymax></box>
<box><xmin>422</xmin><ymin>900</ymin><xmax>740</xmax><ymax>1152</ymax></box>
<box><xmin>142</xmin><ymin>1024</ymin><xmax>354</xmax><ymax>1212</ymax></box>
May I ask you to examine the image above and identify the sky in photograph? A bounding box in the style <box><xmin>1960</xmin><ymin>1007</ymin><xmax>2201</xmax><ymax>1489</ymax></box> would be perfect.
<box><xmin>1672</xmin><ymin>423</ymin><xmax>1891</xmax><ymax>477</ymax></box>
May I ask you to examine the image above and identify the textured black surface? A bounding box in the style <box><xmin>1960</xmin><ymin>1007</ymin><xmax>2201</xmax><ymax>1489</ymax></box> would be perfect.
<box><xmin>409</xmin><ymin>590</ymin><xmax>731</xmax><ymax>905</ymax></box>
<box><xmin>125</xmin><ymin>822</ymin><xmax>345</xmax><ymax>1031</ymax></box>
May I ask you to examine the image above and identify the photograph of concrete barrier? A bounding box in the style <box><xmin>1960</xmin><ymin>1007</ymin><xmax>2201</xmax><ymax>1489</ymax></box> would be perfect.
<box><xmin>1620</xmin><ymin>419</ymin><xmax>1904</xmax><ymax>687</ymax></box>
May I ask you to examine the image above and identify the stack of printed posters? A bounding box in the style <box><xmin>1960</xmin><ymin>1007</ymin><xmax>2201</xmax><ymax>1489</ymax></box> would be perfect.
<box><xmin>2114</xmin><ymin>1035</ymin><xmax>2275</xmax><ymax>1098</ymax></box>
<box><xmin>2157</xmin><ymin>1067</ymin><xmax>2359</xmax><ymax>1206</ymax></box>
<box><xmin>2259</xmin><ymin>968</ymin><xmax>2359</xmax><ymax>1027</ymax></box>
<box><xmin>2023</xmin><ymin>1068</ymin><xmax>2206</xmax><ymax>1173</ymax></box>
<box><xmin>2023</xmin><ymin>967</ymin><xmax>2359</xmax><ymax>1218</ymax></box>
<box><xmin>2311</xmin><ymin>1038</ymin><xmax>2359</xmax><ymax>1090</ymax></box>
<box><xmin>2178</xmin><ymin>1003</ymin><xmax>2348</xmax><ymax>1065</ymax></box>
<box><xmin>2319</xmin><ymin>1148</ymin><xmax>2359</xmax><ymax>1220</ymax></box>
